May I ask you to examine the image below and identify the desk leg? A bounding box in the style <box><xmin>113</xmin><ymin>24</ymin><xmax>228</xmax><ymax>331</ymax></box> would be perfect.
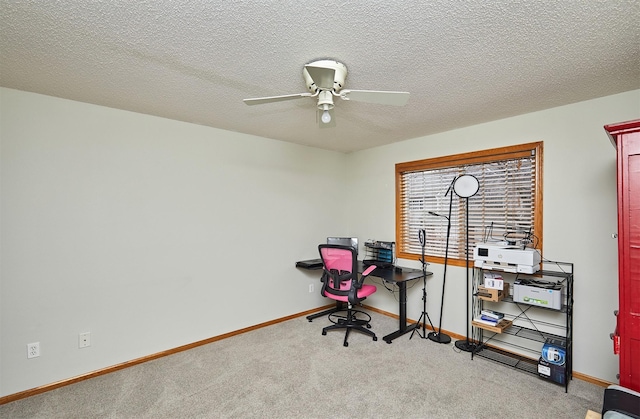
<box><xmin>382</xmin><ymin>282</ymin><xmax>419</xmax><ymax>343</ymax></box>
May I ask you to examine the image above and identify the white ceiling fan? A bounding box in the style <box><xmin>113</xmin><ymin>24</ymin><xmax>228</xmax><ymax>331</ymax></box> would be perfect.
<box><xmin>243</xmin><ymin>60</ymin><xmax>410</xmax><ymax>124</ymax></box>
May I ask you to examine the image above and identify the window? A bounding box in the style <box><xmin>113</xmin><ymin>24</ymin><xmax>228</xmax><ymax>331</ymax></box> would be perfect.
<box><xmin>395</xmin><ymin>142</ymin><xmax>543</xmax><ymax>267</ymax></box>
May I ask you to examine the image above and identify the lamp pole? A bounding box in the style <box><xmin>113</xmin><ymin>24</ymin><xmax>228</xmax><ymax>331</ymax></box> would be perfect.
<box><xmin>427</xmin><ymin>187</ymin><xmax>454</xmax><ymax>345</ymax></box>
<box><xmin>452</xmin><ymin>174</ymin><xmax>480</xmax><ymax>352</ymax></box>
<box><xmin>454</xmin><ymin>194</ymin><xmax>477</xmax><ymax>352</ymax></box>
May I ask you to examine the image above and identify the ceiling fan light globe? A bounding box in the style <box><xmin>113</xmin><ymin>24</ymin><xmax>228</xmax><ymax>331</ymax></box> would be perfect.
<box><xmin>321</xmin><ymin>110</ymin><xmax>332</xmax><ymax>124</ymax></box>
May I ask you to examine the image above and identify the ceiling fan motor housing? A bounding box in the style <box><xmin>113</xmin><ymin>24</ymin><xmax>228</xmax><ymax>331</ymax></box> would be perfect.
<box><xmin>303</xmin><ymin>60</ymin><xmax>347</xmax><ymax>94</ymax></box>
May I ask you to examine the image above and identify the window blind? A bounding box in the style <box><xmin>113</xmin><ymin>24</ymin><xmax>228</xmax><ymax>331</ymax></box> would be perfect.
<box><xmin>396</xmin><ymin>144</ymin><xmax>541</xmax><ymax>263</ymax></box>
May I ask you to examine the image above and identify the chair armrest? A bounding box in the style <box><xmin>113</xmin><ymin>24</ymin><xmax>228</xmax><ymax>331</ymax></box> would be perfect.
<box><xmin>347</xmin><ymin>265</ymin><xmax>377</xmax><ymax>304</ymax></box>
<box><xmin>362</xmin><ymin>265</ymin><xmax>377</xmax><ymax>277</ymax></box>
<box><xmin>352</xmin><ymin>265</ymin><xmax>377</xmax><ymax>290</ymax></box>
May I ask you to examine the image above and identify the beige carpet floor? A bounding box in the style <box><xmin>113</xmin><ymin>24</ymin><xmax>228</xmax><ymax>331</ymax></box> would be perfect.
<box><xmin>0</xmin><ymin>310</ymin><xmax>604</xmax><ymax>418</ymax></box>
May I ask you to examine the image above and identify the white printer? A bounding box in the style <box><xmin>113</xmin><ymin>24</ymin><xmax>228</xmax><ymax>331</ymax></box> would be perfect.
<box><xmin>514</xmin><ymin>279</ymin><xmax>563</xmax><ymax>310</ymax></box>
<box><xmin>473</xmin><ymin>243</ymin><xmax>541</xmax><ymax>274</ymax></box>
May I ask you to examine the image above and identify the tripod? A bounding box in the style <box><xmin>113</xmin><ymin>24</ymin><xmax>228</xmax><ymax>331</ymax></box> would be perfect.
<box><xmin>411</xmin><ymin>229</ymin><xmax>435</xmax><ymax>339</ymax></box>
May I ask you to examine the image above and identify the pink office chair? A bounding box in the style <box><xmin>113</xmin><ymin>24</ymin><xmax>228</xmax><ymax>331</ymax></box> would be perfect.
<box><xmin>318</xmin><ymin>244</ymin><xmax>378</xmax><ymax>346</ymax></box>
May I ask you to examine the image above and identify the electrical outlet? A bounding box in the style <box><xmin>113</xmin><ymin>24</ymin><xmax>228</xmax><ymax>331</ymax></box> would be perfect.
<box><xmin>27</xmin><ymin>342</ymin><xmax>40</xmax><ymax>359</ymax></box>
<box><xmin>309</xmin><ymin>283</ymin><xmax>314</xmax><ymax>293</ymax></box>
<box><xmin>79</xmin><ymin>332</ymin><xmax>91</xmax><ymax>348</ymax></box>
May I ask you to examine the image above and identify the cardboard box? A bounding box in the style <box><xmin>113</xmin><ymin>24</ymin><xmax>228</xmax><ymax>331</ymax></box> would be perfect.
<box><xmin>538</xmin><ymin>357</ymin><xmax>566</xmax><ymax>385</ymax></box>
<box><xmin>585</xmin><ymin>410</ymin><xmax>602</xmax><ymax>419</ymax></box>
<box><xmin>483</xmin><ymin>272</ymin><xmax>504</xmax><ymax>290</ymax></box>
<box><xmin>542</xmin><ymin>337</ymin><xmax>566</xmax><ymax>365</ymax></box>
<box><xmin>477</xmin><ymin>283</ymin><xmax>510</xmax><ymax>302</ymax></box>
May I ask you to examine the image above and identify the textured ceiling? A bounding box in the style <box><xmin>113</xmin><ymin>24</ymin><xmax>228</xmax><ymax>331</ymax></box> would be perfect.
<box><xmin>1</xmin><ymin>1</ymin><xmax>639</xmax><ymax>153</ymax></box>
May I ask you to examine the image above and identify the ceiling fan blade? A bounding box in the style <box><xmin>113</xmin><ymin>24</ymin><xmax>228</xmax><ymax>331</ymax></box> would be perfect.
<box><xmin>340</xmin><ymin>90</ymin><xmax>410</xmax><ymax>106</ymax></box>
<box><xmin>243</xmin><ymin>92</ymin><xmax>312</xmax><ymax>105</ymax></box>
<box><xmin>304</xmin><ymin>64</ymin><xmax>336</xmax><ymax>90</ymax></box>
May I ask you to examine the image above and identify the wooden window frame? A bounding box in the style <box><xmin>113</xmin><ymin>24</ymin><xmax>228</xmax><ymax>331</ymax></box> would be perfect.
<box><xmin>395</xmin><ymin>142</ymin><xmax>543</xmax><ymax>267</ymax></box>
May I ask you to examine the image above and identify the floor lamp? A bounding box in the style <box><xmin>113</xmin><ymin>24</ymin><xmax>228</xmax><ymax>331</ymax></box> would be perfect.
<box><xmin>427</xmin><ymin>178</ymin><xmax>456</xmax><ymax>344</ymax></box>
<box><xmin>452</xmin><ymin>174</ymin><xmax>480</xmax><ymax>353</ymax></box>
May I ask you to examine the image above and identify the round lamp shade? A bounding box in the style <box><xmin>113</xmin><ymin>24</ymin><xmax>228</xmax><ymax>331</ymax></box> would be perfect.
<box><xmin>453</xmin><ymin>174</ymin><xmax>480</xmax><ymax>198</ymax></box>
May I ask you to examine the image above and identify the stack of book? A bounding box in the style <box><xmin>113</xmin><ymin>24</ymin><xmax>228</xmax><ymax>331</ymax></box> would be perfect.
<box><xmin>473</xmin><ymin>309</ymin><xmax>505</xmax><ymax>326</ymax></box>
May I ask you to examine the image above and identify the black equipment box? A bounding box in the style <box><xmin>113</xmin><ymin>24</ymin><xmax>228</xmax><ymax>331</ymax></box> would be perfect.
<box><xmin>537</xmin><ymin>357</ymin><xmax>566</xmax><ymax>385</ymax></box>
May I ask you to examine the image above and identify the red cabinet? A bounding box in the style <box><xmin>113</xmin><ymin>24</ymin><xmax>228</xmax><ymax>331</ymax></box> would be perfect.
<box><xmin>606</xmin><ymin>119</ymin><xmax>640</xmax><ymax>392</ymax></box>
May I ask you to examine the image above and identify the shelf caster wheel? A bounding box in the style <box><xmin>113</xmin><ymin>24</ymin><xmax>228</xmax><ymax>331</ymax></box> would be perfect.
<box><xmin>344</xmin><ymin>342</ymin><xmax>348</xmax><ymax>347</ymax></box>
<box><xmin>366</xmin><ymin>324</ymin><xmax>372</xmax><ymax>329</ymax></box>
<box><xmin>322</xmin><ymin>331</ymin><xmax>327</xmax><ymax>336</ymax></box>
<box><xmin>373</xmin><ymin>337</ymin><xmax>378</xmax><ymax>341</ymax></box>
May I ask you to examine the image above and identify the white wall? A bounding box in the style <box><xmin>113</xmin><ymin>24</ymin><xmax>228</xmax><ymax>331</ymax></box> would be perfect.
<box><xmin>349</xmin><ymin>89</ymin><xmax>640</xmax><ymax>383</ymax></box>
<box><xmin>1</xmin><ymin>87</ymin><xmax>638</xmax><ymax>397</ymax></box>
<box><xmin>0</xmin><ymin>88</ymin><xmax>347</xmax><ymax>396</ymax></box>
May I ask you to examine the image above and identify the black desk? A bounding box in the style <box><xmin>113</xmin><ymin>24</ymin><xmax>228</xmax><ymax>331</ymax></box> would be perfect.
<box><xmin>296</xmin><ymin>259</ymin><xmax>431</xmax><ymax>343</ymax></box>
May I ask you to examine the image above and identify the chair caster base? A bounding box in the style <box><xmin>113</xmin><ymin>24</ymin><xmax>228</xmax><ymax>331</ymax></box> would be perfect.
<box><xmin>321</xmin><ymin>308</ymin><xmax>377</xmax><ymax>347</ymax></box>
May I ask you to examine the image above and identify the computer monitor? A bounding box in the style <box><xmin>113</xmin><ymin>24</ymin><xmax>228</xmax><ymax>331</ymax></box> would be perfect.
<box><xmin>326</xmin><ymin>237</ymin><xmax>359</xmax><ymax>255</ymax></box>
